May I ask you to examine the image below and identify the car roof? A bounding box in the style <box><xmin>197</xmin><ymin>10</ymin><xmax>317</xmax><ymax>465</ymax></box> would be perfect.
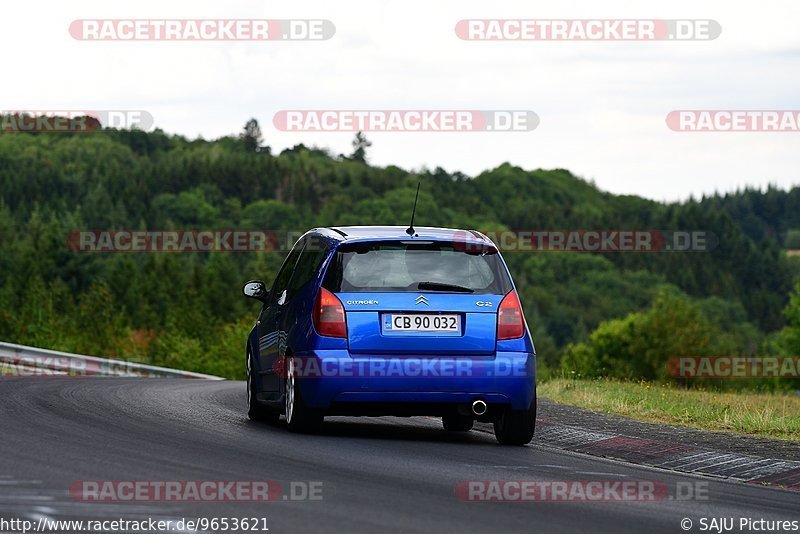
<box><xmin>312</xmin><ymin>226</ymin><xmax>493</xmax><ymax>245</ymax></box>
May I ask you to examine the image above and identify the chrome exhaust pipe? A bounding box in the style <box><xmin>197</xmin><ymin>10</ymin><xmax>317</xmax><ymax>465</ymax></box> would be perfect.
<box><xmin>471</xmin><ymin>399</ymin><xmax>488</xmax><ymax>416</ymax></box>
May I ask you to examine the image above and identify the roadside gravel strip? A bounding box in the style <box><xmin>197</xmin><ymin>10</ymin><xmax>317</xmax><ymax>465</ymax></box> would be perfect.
<box><xmin>475</xmin><ymin>399</ymin><xmax>800</xmax><ymax>491</ymax></box>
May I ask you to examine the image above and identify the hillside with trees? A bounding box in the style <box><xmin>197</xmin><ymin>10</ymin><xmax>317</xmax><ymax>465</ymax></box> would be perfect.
<box><xmin>1</xmin><ymin>118</ymin><xmax>798</xmax><ymax>385</ymax></box>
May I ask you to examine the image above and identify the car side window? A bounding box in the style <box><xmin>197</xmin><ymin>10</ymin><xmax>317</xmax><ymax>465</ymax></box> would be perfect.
<box><xmin>287</xmin><ymin>237</ymin><xmax>329</xmax><ymax>300</ymax></box>
<box><xmin>270</xmin><ymin>240</ymin><xmax>305</xmax><ymax>304</ymax></box>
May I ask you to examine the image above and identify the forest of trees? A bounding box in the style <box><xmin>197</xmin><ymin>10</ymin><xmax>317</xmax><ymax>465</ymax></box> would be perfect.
<box><xmin>1</xmin><ymin>117</ymin><xmax>798</xmax><ymax>385</ymax></box>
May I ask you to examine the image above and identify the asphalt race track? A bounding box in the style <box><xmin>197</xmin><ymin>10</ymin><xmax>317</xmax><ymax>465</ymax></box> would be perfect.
<box><xmin>0</xmin><ymin>378</ymin><xmax>797</xmax><ymax>533</ymax></box>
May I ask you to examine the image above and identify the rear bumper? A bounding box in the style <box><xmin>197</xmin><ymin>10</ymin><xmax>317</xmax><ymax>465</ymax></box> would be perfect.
<box><xmin>291</xmin><ymin>350</ymin><xmax>535</xmax><ymax>411</ymax></box>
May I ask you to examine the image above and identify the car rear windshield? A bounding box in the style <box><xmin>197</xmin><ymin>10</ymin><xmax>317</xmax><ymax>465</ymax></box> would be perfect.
<box><xmin>322</xmin><ymin>240</ymin><xmax>512</xmax><ymax>294</ymax></box>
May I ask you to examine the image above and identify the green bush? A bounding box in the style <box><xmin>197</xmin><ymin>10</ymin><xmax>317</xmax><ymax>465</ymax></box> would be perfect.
<box><xmin>561</xmin><ymin>288</ymin><xmax>715</xmax><ymax>380</ymax></box>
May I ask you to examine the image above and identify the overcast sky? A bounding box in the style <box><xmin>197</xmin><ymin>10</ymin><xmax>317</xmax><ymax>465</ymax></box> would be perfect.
<box><xmin>3</xmin><ymin>0</ymin><xmax>799</xmax><ymax>201</ymax></box>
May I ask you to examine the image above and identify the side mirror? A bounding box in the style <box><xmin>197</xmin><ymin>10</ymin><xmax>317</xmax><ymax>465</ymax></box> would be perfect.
<box><xmin>243</xmin><ymin>280</ymin><xmax>268</xmax><ymax>302</ymax></box>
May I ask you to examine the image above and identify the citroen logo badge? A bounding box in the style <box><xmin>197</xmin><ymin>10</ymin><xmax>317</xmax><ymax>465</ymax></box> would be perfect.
<box><xmin>415</xmin><ymin>295</ymin><xmax>429</xmax><ymax>305</ymax></box>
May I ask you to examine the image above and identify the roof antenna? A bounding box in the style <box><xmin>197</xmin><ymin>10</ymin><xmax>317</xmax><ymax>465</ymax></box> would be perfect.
<box><xmin>405</xmin><ymin>182</ymin><xmax>421</xmax><ymax>236</ymax></box>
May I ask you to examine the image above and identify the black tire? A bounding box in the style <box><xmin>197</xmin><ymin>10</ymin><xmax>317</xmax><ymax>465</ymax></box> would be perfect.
<box><xmin>442</xmin><ymin>414</ymin><xmax>474</xmax><ymax>432</ymax></box>
<box><xmin>284</xmin><ymin>356</ymin><xmax>324</xmax><ymax>433</ymax></box>
<box><xmin>247</xmin><ymin>350</ymin><xmax>279</xmax><ymax>424</ymax></box>
<box><xmin>493</xmin><ymin>396</ymin><xmax>536</xmax><ymax>446</ymax></box>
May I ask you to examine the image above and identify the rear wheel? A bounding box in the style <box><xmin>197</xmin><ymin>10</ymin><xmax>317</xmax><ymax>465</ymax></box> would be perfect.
<box><xmin>284</xmin><ymin>356</ymin><xmax>324</xmax><ymax>433</ymax></box>
<box><xmin>442</xmin><ymin>414</ymin><xmax>474</xmax><ymax>432</ymax></box>
<box><xmin>247</xmin><ymin>350</ymin><xmax>279</xmax><ymax>424</ymax></box>
<box><xmin>493</xmin><ymin>396</ymin><xmax>536</xmax><ymax>445</ymax></box>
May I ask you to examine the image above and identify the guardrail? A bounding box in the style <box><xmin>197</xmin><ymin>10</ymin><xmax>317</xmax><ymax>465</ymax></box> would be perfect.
<box><xmin>0</xmin><ymin>341</ymin><xmax>224</xmax><ymax>380</ymax></box>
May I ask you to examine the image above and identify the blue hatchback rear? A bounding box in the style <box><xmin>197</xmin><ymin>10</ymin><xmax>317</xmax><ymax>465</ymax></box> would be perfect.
<box><xmin>243</xmin><ymin>226</ymin><xmax>537</xmax><ymax>445</ymax></box>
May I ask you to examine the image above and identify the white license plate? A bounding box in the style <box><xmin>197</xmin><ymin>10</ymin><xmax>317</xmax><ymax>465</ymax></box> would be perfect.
<box><xmin>384</xmin><ymin>314</ymin><xmax>460</xmax><ymax>332</ymax></box>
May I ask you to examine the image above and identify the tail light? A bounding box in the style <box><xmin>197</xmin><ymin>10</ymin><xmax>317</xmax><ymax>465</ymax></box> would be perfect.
<box><xmin>497</xmin><ymin>290</ymin><xmax>525</xmax><ymax>340</ymax></box>
<box><xmin>313</xmin><ymin>288</ymin><xmax>347</xmax><ymax>338</ymax></box>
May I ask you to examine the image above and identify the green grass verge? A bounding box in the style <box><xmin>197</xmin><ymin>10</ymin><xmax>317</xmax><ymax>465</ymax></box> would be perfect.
<box><xmin>538</xmin><ymin>378</ymin><xmax>800</xmax><ymax>441</ymax></box>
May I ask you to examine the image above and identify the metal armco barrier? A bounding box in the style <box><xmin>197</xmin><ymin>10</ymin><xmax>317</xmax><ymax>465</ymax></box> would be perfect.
<box><xmin>0</xmin><ymin>341</ymin><xmax>224</xmax><ymax>380</ymax></box>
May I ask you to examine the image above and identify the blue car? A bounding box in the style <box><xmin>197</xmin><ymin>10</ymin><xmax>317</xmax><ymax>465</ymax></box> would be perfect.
<box><xmin>242</xmin><ymin>226</ymin><xmax>536</xmax><ymax>445</ymax></box>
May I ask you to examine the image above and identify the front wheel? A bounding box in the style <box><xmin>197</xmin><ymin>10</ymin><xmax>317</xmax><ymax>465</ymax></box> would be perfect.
<box><xmin>284</xmin><ymin>357</ymin><xmax>324</xmax><ymax>433</ymax></box>
<box><xmin>493</xmin><ymin>396</ymin><xmax>536</xmax><ymax>446</ymax></box>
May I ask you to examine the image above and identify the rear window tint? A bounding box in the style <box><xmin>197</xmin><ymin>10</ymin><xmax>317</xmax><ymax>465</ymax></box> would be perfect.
<box><xmin>323</xmin><ymin>241</ymin><xmax>511</xmax><ymax>295</ymax></box>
